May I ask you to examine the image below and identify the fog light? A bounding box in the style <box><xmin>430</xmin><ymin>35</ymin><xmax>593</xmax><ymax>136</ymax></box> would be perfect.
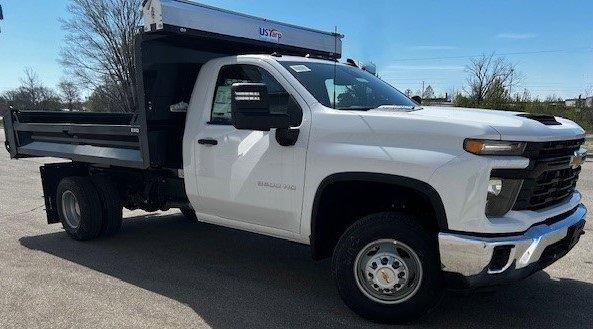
<box><xmin>488</xmin><ymin>179</ymin><xmax>503</xmax><ymax>196</ymax></box>
<box><xmin>486</xmin><ymin>179</ymin><xmax>523</xmax><ymax>217</ymax></box>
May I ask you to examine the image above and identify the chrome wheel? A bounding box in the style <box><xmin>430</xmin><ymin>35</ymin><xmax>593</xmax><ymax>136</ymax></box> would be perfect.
<box><xmin>61</xmin><ymin>190</ymin><xmax>81</xmax><ymax>229</ymax></box>
<box><xmin>354</xmin><ymin>239</ymin><xmax>423</xmax><ymax>304</ymax></box>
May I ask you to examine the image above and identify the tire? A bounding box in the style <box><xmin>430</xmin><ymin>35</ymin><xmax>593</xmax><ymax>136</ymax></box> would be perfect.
<box><xmin>56</xmin><ymin>177</ymin><xmax>103</xmax><ymax>241</ymax></box>
<box><xmin>180</xmin><ymin>206</ymin><xmax>198</xmax><ymax>222</ymax></box>
<box><xmin>332</xmin><ymin>212</ymin><xmax>443</xmax><ymax>324</ymax></box>
<box><xmin>92</xmin><ymin>176</ymin><xmax>123</xmax><ymax>236</ymax></box>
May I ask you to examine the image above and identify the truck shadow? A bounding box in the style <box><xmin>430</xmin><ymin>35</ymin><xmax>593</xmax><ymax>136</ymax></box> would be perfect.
<box><xmin>19</xmin><ymin>214</ymin><xmax>593</xmax><ymax>329</ymax></box>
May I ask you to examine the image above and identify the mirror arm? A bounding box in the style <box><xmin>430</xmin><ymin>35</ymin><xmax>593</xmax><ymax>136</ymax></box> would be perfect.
<box><xmin>275</xmin><ymin>128</ymin><xmax>300</xmax><ymax>147</ymax></box>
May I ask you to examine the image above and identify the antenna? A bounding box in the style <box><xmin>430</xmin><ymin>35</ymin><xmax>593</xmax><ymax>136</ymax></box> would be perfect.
<box><xmin>333</xmin><ymin>26</ymin><xmax>338</xmax><ymax>109</ymax></box>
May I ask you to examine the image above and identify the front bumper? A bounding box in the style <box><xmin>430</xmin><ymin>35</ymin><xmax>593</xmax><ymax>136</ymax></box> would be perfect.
<box><xmin>439</xmin><ymin>204</ymin><xmax>587</xmax><ymax>288</ymax></box>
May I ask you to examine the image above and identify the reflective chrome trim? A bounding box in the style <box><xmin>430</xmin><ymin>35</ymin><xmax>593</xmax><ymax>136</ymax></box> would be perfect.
<box><xmin>485</xmin><ymin>155</ymin><xmax>530</xmax><ymax>170</ymax></box>
<box><xmin>439</xmin><ymin>204</ymin><xmax>586</xmax><ymax>280</ymax></box>
<box><xmin>570</xmin><ymin>147</ymin><xmax>587</xmax><ymax>169</ymax></box>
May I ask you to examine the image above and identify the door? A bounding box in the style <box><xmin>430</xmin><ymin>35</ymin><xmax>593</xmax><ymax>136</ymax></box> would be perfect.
<box><xmin>193</xmin><ymin>61</ymin><xmax>309</xmax><ymax>233</ymax></box>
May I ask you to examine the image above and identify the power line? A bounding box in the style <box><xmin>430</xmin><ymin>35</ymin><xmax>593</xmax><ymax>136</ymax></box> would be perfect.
<box><xmin>390</xmin><ymin>47</ymin><xmax>593</xmax><ymax>62</ymax></box>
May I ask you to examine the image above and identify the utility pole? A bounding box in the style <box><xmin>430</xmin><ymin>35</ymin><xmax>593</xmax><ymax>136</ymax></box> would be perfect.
<box><xmin>508</xmin><ymin>69</ymin><xmax>514</xmax><ymax>100</ymax></box>
<box><xmin>421</xmin><ymin>81</ymin><xmax>425</xmax><ymax>97</ymax></box>
<box><xmin>0</xmin><ymin>4</ymin><xmax>4</xmax><ymax>34</ymax></box>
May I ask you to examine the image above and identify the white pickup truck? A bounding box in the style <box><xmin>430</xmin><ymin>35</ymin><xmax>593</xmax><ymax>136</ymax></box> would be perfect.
<box><xmin>3</xmin><ymin>0</ymin><xmax>588</xmax><ymax>323</ymax></box>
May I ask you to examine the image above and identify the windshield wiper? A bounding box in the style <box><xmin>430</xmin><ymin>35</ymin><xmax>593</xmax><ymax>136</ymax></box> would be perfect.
<box><xmin>376</xmin><ymin>105</ymin><xmax>422</xmax><ymax>111</ymax></box>
<box><xmin>336</xmin><ymin>105</ymin><xmax>422</xmax><ymax>111</ymax></box>
<box><xmin>335</xmin><ymin>106</ymin><xmax>375</xmax><ymax>111</ymax></box>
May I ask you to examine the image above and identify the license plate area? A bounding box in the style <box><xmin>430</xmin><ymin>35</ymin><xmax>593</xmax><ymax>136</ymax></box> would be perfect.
<box><xmin>540</xmin><ymin>220</ymin><xmax>585</xmax><ymax>263</ymax></box>
<box><xmin>567</xmin><ymin>220</ymin><xmax>586</xmax><ymax>248</ymax></box>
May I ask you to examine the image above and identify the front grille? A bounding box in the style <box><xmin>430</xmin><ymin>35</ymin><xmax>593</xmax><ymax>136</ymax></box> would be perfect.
<box><xmin>512</xmin><ymin>139</ymin><xmax>584</xmax><ymax>210</ymax></box>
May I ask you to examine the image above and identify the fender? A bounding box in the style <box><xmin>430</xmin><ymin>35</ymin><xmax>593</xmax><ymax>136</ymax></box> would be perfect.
<box><xmin>310</xmin><ymin>172</ymin><xmax>448</xmax><ymax>258</ymax></box>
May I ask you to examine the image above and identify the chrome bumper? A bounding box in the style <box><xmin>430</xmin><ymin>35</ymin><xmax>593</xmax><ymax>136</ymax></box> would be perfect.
<box><xmin>439</xmin><ymin>204</ymin><xmax>587</xmax><ymax>288</ymax></box>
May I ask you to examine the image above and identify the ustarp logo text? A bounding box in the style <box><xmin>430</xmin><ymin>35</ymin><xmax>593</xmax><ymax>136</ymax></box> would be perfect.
<box><xmin>259</xmin><ymin>27</ymin><xmax>283</xmax><ymax>42</ymax></box>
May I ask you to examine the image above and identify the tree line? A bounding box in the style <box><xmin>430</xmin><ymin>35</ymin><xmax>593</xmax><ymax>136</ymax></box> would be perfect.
<box><xmin>452</xmin><ymin>53</ymin><xmax>593</xmax><ymax>131</ymax></box>
<box><xmin>0</xmin><ymin>0</ymin><xmax>140</xmax><ymax>118</ymax></box>
<box><xmin>405</xmin><ymin>53</ymin><xmax>592</xmax><ymax>130</ymax></box>
<box><xmin>0</xmin><ymin>68</ymin><xmax>79</xmax><ymax>116</ymax></box>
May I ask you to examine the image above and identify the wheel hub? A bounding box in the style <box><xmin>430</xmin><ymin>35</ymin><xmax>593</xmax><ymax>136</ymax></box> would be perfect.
<box><xmin>365</xmin><ymin>254</ymin><xmax>408</xmax><ymax>292</ymax></box>
<box><xmin>61</xmin><ymin>190</ymin><xmax>81</xmax><ymax>229</ymax></box>
<box><xmin>354</xmin><ymin>239</ymin><xmax>422</xmax><ymax>304</ymax></box>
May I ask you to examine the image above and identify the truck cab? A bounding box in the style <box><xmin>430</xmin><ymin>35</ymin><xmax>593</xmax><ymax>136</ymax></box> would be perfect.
<box><xmin>3</xmin><ymin>0</ymin><xmax>587</xmax><ymax>323</ymax></box>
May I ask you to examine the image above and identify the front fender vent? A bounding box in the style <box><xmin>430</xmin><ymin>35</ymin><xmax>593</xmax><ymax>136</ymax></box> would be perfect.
<box><xmin>517</xmin><ymin>113</ymin><xmax>561</xmax><ymax>126</ymax></box>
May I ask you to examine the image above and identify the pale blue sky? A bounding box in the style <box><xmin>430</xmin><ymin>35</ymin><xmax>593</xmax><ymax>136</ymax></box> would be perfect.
<box><xmin>0</xmin><ymin>0</ymin><xmax>592</xmax><ymax>99</ymax></box>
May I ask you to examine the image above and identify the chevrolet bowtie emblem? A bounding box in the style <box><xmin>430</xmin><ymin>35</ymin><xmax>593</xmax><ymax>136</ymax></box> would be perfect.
<box><xmin>381</xmin><ymin>271</ymin><xmax>390</xmax><ymax>284</ymax></box>
<box><xmin>570</xmin><ymin>148</ymin><xmax>587</xmax><ymax>169</ymax></box>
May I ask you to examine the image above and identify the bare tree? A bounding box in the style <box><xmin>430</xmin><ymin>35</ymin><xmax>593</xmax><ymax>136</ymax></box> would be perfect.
<box><xmin>422</xmin><ymin>85</ymin><xmax>435</xmax><ymax>100</ymax></box>
<box><xmin>20</xmin><ymin>67</ymin><xmax>43</xmax><ymax>108</ymax></box>
<box><xmin>60</xmin><ymin>0</ymin><xmax>142</xmax><ymax>113</ymax></box>
<box><xmin>58</xmin><ymin>79</ymin><xmax>81</xmax><ymax>110</ymax></box>
<box><xmin>464</xmin><ymin>53</ymin><xmax>519</xmax><ymax>107</ymax></box>
<box><xmin>85</xmin><ymin>80</ymin><xmax>127</xmax><ymax>113</ymax></box>
<box><xmin>3</xmin><ymin>67</ymin><xmax>61</xmax><ymax>110</ymax></box>
<box><xmin>0</xmin><ymin>96</ymin><xmax>9</xmax><ymax>117</ymax></box>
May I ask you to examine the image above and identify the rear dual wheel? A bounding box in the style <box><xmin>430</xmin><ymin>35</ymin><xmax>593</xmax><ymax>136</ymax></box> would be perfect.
<box><xmin>57</xmin><ymin>176</ymin><xmax>122</xmax><ymax>241</ymax></box>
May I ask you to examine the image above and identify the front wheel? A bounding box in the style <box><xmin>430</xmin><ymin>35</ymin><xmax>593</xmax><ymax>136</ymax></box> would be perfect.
<box><xmin>332</xmin><ymin>212</ymin><xmax>443</xmax><ymax>323</ymax></box>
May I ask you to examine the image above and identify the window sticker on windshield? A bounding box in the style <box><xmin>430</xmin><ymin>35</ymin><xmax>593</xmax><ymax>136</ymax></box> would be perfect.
<box><xmin>290</xmin><ymin>65</ymin><xmax>311</xmax><ymax>73</ymax></box>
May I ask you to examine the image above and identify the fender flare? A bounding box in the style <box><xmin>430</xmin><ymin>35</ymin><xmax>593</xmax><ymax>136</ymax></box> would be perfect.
<box><xmin>310</xmin><ymin>172</ymin><xmax>448</xmax><ymax>258</ymax></box>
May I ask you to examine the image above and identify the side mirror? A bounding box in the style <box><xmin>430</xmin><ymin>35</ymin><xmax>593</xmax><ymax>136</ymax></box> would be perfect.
<box><xmin>411</xmin><ymin>95</ymin><xmax>422</xmax><ymax>105</ymax></box>
<box><xmin>231</xmin><ymin>83</ymin><xmax>290</xmax><ymax>131</ymax></box>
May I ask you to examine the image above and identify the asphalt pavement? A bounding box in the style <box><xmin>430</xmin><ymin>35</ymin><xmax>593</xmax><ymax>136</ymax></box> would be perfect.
<box><xmin>0</xmin><ymin>129</ymin><xmax>592</xmax><ymax>328</ymax></box>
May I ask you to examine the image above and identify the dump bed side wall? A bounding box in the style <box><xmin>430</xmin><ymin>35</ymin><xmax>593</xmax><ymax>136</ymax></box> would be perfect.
<box><xmin>5</xmin><ymin>111</ymin><xmax>146</xmax><ymax>168</ymax></box>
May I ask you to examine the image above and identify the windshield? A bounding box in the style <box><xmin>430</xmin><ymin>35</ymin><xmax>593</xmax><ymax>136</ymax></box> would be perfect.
<box><xmin>279</xmin><ymin>61</ymin><xmax>416</xmax><ymax>110</ymax></box>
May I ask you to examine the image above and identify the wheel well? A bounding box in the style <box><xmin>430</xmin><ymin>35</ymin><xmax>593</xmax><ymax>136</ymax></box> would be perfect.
<box><xmin>310</xmin><ymin>173</ymin><xmax>447</xmax><ymax>260</ymax></box>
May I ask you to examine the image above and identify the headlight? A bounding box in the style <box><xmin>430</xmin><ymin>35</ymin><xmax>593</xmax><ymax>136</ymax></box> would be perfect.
<box><xmin>464</xmin><ymin>139</ymin><xmax>526</xmax><ymax>156</ymax></box>
<box><xmin>486</xmin><ymin>178</ymin><xmax>523</xmax><ymax>217</ymax></box>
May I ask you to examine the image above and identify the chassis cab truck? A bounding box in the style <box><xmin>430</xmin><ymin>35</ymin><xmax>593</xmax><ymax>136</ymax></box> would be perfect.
<box><xmin>3</xmin><ymin>0</ymin><xmax>588</xmax><ymax>323</ymax></box>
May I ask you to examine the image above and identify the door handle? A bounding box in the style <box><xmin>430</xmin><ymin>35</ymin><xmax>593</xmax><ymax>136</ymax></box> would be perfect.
<box><xmin>198</xmin><ymin>138</ymin><xmax>218</xmax><ymax>146</ymax></box>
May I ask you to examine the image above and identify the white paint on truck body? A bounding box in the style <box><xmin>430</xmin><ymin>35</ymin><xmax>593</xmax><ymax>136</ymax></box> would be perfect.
<box><xmin>183</xmin><ymin>55</ymin><xmax>585</xmax><ymax>244</ymax></box>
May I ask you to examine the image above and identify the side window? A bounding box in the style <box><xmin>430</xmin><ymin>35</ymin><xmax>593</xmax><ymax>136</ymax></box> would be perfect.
<box><xmin>210</xmin><ymin>64</ymin><xmax>302</xmax><ymax>125</ymax></box>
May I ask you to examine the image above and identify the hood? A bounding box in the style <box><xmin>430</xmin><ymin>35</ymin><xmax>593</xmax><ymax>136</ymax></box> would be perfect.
<box><xmin>366</xmin><ymin>106</ymin><xmax>585</xmax><ymax>142</ymax></box>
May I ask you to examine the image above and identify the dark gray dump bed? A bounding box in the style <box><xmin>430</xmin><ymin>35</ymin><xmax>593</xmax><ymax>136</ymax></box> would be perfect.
<box><xmin>4</xmin><ymin>111</ymin><xmax>145</xmax><ymax>168</ymax></box>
